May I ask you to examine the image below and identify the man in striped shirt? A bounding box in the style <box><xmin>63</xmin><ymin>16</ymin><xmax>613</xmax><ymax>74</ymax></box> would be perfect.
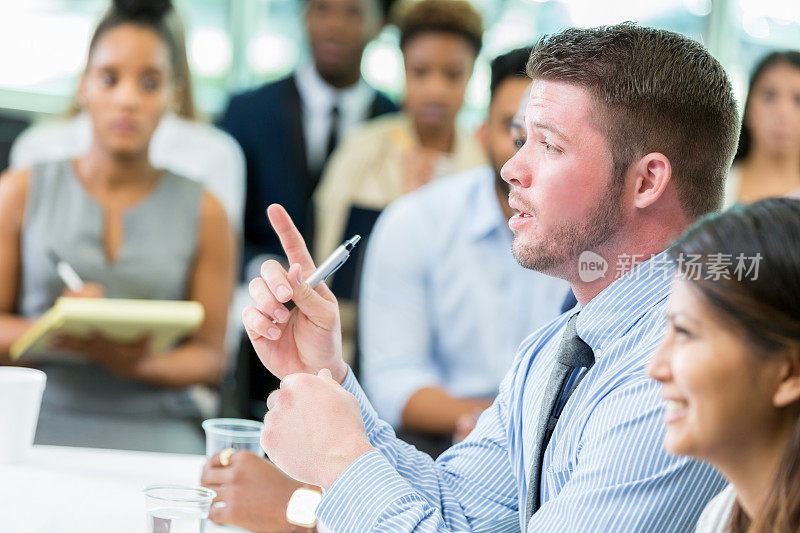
<box><xmin>244</xmin><ymin>23</ymin><xmax>741</xmax><ymax>531</ymax></box>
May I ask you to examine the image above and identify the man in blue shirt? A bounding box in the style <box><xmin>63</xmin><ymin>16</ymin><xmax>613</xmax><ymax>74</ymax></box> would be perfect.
<box><xmin>244</xmin><ymin>24</ymin><xmax>741</xmax><ymax>531</ymax></box>
<box><xmin>360</xmin><ymin>48</ymin><xmax>569</xmax><ymax>457</ymax></box>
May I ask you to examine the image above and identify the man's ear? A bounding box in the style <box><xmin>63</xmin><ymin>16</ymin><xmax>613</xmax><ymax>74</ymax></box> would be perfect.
<box><xmin>773</xmin><ymin>347</ymin><xmax>800</xmax><ymax>408</ymax></box>
<box><xmin>476</xmin><ymin>122</ymin><xmax>488</xmax><ymax>153</ymax></box>
<box><xmin>632</xmin><ymin>152</ymin><xmax>671</xmax><ymax>210</ymax></box>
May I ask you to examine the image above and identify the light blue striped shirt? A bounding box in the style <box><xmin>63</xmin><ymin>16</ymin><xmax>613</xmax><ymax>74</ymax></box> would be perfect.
<box><xmin>317</xmin><ymin>252</ymin><xmax>726</xmax><ymax>531</ymax></box>
<box><xmin>360</xmin><ymin>166</ymin><xmax>569</xmax><ymax>427</ymax></box>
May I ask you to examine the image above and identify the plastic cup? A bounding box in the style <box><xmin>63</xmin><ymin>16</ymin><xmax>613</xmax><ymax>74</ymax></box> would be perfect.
<box><xmin>201</xmin><ymin>418</ymin><xmax>264</xmax><ymax>458</ymax></box>
<box><xmin>0</xmin><ymin>367</ymin><xmax>46</xmax><ymax>463</ymax></box>
<box><xmin>143</xmin><ymin>485</ymin><xmax>215</xmax><ymax>533</ymax></box>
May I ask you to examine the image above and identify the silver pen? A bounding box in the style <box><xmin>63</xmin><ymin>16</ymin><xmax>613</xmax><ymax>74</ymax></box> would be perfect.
<box><xmin>284</xmin><ymin>235</ymin><xmax>361</xmax><ymax>311</ymax></box>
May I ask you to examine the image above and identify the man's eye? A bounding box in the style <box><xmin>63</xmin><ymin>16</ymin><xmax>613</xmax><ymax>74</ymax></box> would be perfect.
<box><xmin>540</xmin><ymin>141</ymin><xmax>557</xmax><ymax>152</ymax></box>
<box><xmin>513</xmin><ymin>138</ymin><xmax>525</xmax><ymax>149</ymax></box>
<box><xmin>101</xmin><ymin>73</ymin><xmax>116</xmax><ymax>86</ymax></box>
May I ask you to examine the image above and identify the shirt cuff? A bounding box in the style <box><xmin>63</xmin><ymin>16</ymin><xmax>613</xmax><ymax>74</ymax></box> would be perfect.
<box><xmin>341</xmin><ymin>365</ymin><xmax>384</xmax><ymax>439</ymax></box>
<box><xmin>316</xmin><ymin>449</ymin><xmax>415</xmax><ymax>531</ymax></box>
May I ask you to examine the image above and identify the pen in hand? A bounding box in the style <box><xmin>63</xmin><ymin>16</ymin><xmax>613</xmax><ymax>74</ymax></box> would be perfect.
<box><xmin>46</xmin><ymin>249</ymin><xmax>85</xmax><ymax>293</ymax></box>
<box><xmin>281</xmin><ymin>235</ymin><xmax>361</xmax><ymax>314</ymax></box>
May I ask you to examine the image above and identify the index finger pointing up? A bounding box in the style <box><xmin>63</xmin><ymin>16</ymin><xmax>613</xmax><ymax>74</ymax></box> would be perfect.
<box><xmin>266</xmin><ymin>204</ymin><xmax>316</xmax><ymax>273</ymax></box>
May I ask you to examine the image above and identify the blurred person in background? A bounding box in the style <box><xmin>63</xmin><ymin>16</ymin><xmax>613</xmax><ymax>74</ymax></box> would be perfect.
<box><xmin>9</xmin><ymin>1</ymin><xmax>245</xmax><ymax>235</ymax></box>
<box><xmin>725</xmin><ymin>51</ymin><xmax>800</xmax><ymax>206</ymax></box>
<box><xmin>313</xmin><ymin>0</ymin><xmax>486</xmax><ymax>366</ymax></box>
<box><xmin>219</xmin><ymin>0</ymin><xmax>397</xmax><ymax>276</ymax></box>
<box><xmin>359</xmin><ymin>48</ymin><xmax>569</xmax><ymax>458</ymax></box>
<box><xmin>0</xmin><ymin>0</ymin><xmax>235</xmax><ymax>454</ymax></box>
<box><xmin>219</xmin><ymin>0</ymin><xmax>397</xmax><ymax>420</ymax></box>
<box><xmin>648</xmin><ymin>198</ymin><xmax>800</xmax><ymax>533</ymax></box>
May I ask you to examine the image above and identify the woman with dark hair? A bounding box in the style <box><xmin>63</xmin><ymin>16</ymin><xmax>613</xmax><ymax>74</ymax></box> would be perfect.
<box><xmin>725</xmin><ymin>51</ymin><xmax>800</xmax><ymax>207</ymax></box>
<box><xmin>647</xmin><ymin>198</ymin><xmax>800</xmax><ymax>532</ymax></box>
<box><xmin>0</xmin><ymin>0</ymin><xmax>235</xmax><ymax>453</ymax></box>
<box><xmin>9</xmin><ymin>1</ymin><xmax>245</xmax><ymax>234</ymax></box>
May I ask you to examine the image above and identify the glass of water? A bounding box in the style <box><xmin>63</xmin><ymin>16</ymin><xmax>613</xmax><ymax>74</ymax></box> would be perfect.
<box><xmin>143</xmin><ymin>485</ymin><xmax>216</xmax><ymax>533</ymax></box>
<box><xmin>201</xmin><ymin>418</ymin><xmax>264</xmax><ymax>458</ymax></box>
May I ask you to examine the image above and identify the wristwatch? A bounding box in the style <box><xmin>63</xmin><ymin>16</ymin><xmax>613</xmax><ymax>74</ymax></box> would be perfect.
<box><xmin>286</xmin><ymin>486</ymin><xmax>323</xmax><ymax>529</ymax></box>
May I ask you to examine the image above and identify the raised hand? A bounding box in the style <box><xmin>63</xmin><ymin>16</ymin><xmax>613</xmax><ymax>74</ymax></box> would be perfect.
<box><xmin>242</xmin><ymin>204</ymin><xmax>347</xmax><ymax>382</ymax></box>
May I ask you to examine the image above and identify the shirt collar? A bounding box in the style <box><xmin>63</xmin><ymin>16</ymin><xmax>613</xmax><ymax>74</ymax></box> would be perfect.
<box><xmin>468</xmin><ymin>167</ymin><xmax>510</xmax><ymax>241</ymax></box>
<box><xmin>575</xmin><ymin>250</ymin><xmax>673</xmax><ymax>354</ymax></box>
<box><xmin>295</xmin><ymin>63</ymin><xmax>373</xmax><ymax>115</ymax></box>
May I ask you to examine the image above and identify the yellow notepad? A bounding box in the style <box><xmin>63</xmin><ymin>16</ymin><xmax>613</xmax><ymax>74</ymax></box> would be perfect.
<box><xmin>10</xmin><ymin>297</ymin><xmax>205</xmax><ymax>361</ymax></box>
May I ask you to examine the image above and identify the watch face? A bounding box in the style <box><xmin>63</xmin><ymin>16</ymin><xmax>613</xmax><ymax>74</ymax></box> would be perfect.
<box><xmin>286</xmin><ymin>487</ymin><xmax>323</xmax><ymax>528</ymax></box>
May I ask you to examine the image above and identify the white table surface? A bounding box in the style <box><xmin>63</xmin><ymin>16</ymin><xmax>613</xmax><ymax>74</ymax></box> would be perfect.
<box><xmin>0</xmin><ymin>445</ymin><xmax>243</xmax><ymax>532</ymax></box>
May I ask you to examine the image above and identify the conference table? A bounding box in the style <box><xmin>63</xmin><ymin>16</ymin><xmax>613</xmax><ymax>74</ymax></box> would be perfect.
<box><xmin>0</xmin><ymin>445</ymin><xmax>245</xmax><ymax>532</ymax></box>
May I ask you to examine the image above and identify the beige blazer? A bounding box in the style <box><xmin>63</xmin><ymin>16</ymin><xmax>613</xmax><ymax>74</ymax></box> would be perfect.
<box><xmin>313</xmin><ymin>112</ymin><xmax>487</xmax><ymax>261</ymax></box>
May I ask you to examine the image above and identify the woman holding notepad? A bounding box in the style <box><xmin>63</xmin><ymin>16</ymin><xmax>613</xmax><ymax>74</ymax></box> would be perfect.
<box><xmin>0</xmin><ymin>0</ymin><xmax>234</xmax><ymax>453</ymax></box>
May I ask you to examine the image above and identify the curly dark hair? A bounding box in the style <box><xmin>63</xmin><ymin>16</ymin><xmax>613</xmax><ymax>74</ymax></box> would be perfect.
<box><xmin>398</xmin><ymin>0</ymin><xmax>483</xmax><ymax>56</ymax></box>
<box><xmin>88</xmin><ymin>0</ymin><xmax>177</xmax><ymax>78</ymax></box>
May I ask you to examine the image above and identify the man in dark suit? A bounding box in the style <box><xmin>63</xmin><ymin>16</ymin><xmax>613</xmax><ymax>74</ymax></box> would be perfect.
<box><xmin>220</xmin><ymin>0</ymin><xmax>396</xmax><ymax>420</ymax></box>
<box><xmin>219</xmin><ymin>0</ymin><xmax>397</xmax><ymax>276</ymax></box>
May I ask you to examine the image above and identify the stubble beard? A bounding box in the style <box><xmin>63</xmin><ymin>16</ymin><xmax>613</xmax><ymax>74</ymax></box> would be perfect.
<box><xmin>512</xmin><ymin>175</ymin><xmax>625</xmax><ymax>274</ymax></box>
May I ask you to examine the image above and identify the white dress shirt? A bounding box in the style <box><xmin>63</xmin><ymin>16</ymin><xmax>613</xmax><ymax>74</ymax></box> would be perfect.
<box><xmin>294</xmin><ymin>63</ymin><xmax>376</xmax><ymax>174</ymax></box>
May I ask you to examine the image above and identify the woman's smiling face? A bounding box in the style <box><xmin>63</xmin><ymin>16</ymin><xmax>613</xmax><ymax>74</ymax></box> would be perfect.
<box><xmin>647</xmin><ymin>277</ymin><xmax>784</xmax><ymax>462</ymax></box>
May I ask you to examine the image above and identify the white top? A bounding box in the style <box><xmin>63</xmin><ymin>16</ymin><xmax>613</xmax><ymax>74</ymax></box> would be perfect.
<box><xmin>723</xmin><ymin>166</ymin><xmax>742</xmax><ymax>209</ymax></box>
<box><xmin>696</xmin><ymin>484</ymin><xmax>737</xmax><ymax>533</ymax></box>
<box><xmin>9</xmin><ymin>113</ymin><xmax>246</xmax><ymax>234</ymax></box>
<box><xmin>294</xmin><ymin>63</ymin><xmax>376</xmax><ymax>174</ymax></box>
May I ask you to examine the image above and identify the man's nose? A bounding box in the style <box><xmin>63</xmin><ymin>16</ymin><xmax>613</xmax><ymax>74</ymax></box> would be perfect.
<box><xmin>501</xmin><ymin>148</ymin><xmax>530</xmax><ymax>189</ymax></box>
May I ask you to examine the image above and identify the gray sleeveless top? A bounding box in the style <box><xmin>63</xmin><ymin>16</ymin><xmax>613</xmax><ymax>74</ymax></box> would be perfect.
<box><xmin>19</xmin><ymin>159</ymin><xmax>204</xmax><ymax>423</ymax></box>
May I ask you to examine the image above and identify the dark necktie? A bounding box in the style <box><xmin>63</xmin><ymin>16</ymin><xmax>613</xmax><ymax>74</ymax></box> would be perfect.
<box><xmin>524</xmin><ymin>313</ymin><xmax>595</xmax><ymax>529</ymax></box>
<box><xmin>325</xmin><ymin>103</ymin><xmax>340</xmax><ymax>162</ymax></box>
<box><xmin>307</xmin><ymin>103</ymin><xmax>340</xmax><ymax>194</ymax></box>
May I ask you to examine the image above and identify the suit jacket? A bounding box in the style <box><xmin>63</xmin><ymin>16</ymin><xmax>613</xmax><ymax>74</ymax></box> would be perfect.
<box><xmin>218</xmin><ymin>75</ymin><xmax>397</xmax><ymax>275</ymax></box>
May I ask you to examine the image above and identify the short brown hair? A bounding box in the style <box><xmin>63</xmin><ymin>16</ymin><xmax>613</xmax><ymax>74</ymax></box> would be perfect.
<box><xmin>528</xmin><ymin>23</ymin><xmax>739</xmax><ymax>218</ymax></box>
<box><xmin>398</xmin><ymin>0</ymin><xmax>483</xmax><ymax>56</ymax></box>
